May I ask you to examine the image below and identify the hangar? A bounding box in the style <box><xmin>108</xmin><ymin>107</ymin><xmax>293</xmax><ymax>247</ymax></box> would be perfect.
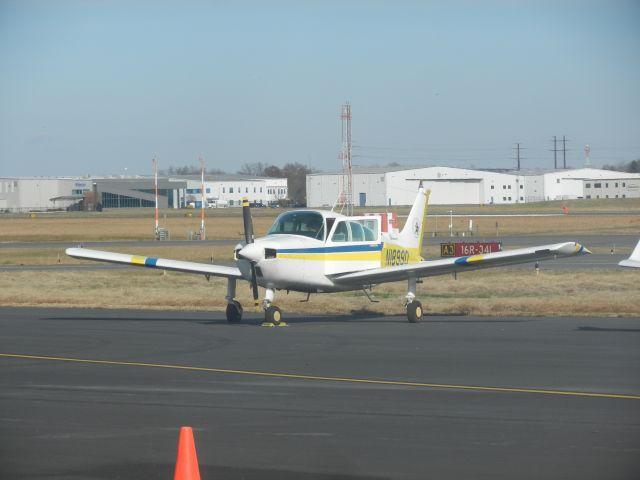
<box><xmin>305</xmin><ymin>166</ymin><xmax>640</xmax><ymax>207</ymax></box>
<box><xmin>0</xmin><ymin>174</ymin><xmax>288</xmax><ymax>212</ymax></box>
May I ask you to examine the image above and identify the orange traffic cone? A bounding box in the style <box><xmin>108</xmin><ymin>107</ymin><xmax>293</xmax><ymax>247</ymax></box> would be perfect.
<box><xmin>174</xmin><ymin>427</ymin><xmax>201</xmax><ymax>480</ymax></box>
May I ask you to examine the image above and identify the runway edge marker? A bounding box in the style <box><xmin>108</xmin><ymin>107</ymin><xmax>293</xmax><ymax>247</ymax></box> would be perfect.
<box><xmin>174</xmin><ymin>426</ymin><xmax>201</xmax><ymax>480</ymax></box>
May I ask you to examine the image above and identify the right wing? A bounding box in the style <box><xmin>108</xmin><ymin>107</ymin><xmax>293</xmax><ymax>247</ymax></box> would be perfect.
<box><xmin>619</xmin><ymin>239</ymin><xmax>640</xmax><ymax>268</ymax></box>
<box><xmin>66</xmin><ymin>247</ymin><xmax>243</xmax><ymax>278</ymax></box>
<box><xmin>332</xmin><ymin>242</ymin><xmax>589</xmax><ymax>286</ymax></box>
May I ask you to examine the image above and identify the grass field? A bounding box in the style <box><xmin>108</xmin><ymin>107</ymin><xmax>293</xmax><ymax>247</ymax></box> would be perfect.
<box><xmin>1</xmin><ymin>209</ymin><xmax>639</xmax><ymax>242</ymax></box>
<box><xmin>1</xmin><ymin>200</ymin><xmax>638</xmax><ymax>317</ymax></box>
<box><xmin>1</xmin><ymin>268</ymin><xmax>638</xmax><ymax>317</ymax></box>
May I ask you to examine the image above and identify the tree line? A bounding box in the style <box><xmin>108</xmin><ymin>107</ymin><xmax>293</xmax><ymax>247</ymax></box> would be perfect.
<box><xmin>602</xmin><ymin>159</ymin><xmax>640</xmax><ymax>173</ymax></box>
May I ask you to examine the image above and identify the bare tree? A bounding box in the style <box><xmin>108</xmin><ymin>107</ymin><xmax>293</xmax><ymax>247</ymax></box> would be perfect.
<box><xmin>238</xmin><ymin>162</ymin><xmax>267</xmax><ymax>176</ymax></box>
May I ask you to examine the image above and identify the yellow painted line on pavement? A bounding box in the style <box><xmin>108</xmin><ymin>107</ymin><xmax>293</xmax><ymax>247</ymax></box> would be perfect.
<box><xmin>2</xmin><ymin>353</ymin><xmax>639</xmax><ymax>401</ymax></box>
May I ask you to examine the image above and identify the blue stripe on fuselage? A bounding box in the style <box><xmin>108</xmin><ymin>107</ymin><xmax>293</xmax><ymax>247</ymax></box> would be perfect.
<box><xmin>277</xmin><ymin>243</ymin><xmax>384</xmax><ymax>254</ymax></box>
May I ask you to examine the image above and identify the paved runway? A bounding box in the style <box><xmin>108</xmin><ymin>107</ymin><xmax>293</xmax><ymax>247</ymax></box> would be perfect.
<box><xmin>1</xmin><ymin>307</ymin><xmax>639</xmax><ymax>479</ymax></box>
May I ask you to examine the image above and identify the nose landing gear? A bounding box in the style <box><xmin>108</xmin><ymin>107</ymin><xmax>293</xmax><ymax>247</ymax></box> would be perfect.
<box><xmin>262</xmin><ymin>288</ymin><xmax>286</xmax><ymax>327</ymax></box>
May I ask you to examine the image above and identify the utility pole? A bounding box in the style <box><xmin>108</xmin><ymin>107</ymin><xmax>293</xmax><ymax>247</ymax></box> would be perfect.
<box><xmin>514</xmin><ymin>143</ymin><xmax>523</xmax><ymax>171</ymax></box>
<box><xmin>551</xmin><ymin>136</ymin><xmax>558</xmax><ymax>169</ymax></box>
<box><xmin>561</xmin><ymin>135</ymin><xmax>569</xmax><ymax>169</ymax></box>
<box><xmin>153</xmin><ymin>158</ymin><xmax>159</xmax><ymax>239</ymax></box>
<box><xmin>199</xmin><ymin>157</ymin><xmax>206</xmax><ymax>240</ymax></box>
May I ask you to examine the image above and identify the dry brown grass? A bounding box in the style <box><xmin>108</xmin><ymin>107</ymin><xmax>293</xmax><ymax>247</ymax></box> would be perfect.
<box><xmin>1</xmin><ymin>210</ymin><xmax>639</xmax><ymax>242</ymax></box>
<box><xmin>1</xmin><ymin>268</ymin><xmax>638</xmax><ymax>317</ymax></box>
<box><xmin>0</xmin><ymin>246</ymin><xmax>237</xmax><ymax>265</ymax></box>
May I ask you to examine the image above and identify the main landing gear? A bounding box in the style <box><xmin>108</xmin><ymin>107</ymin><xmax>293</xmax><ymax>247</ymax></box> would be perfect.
<box><xmin>405</xmin><ymin>277</ymin><xmax>423</xmax><ymax>323</ymax></box>
<box><xmin>224</xmin><ymin>279</ymin><xmax>285</xmax><ymax>326</ymax></box>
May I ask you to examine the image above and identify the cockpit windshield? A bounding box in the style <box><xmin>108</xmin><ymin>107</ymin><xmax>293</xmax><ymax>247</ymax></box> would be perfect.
<box><xmin>267</xmin><ymin>211</ymin><xmax>325</xmax><ymax>240</ymax></box>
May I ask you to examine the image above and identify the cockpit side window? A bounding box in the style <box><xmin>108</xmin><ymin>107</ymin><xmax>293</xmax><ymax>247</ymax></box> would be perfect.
<box><xmin>267</xmin><ymin>211</ymin><xmax>325</xmax><ymax>239</ymax></box>
<box><xmin>331</xmin><ymin>221</ymin><xmax>349</xmax><ymax>242</ymax></box>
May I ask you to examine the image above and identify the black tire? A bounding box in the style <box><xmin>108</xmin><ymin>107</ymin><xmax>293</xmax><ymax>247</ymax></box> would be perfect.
<box><xmin>406</xmin><ymin>300</ymin><xmax>423</xmax><ymax>323</ymax></box>
<box><xmin>265</xmin><ymin>305</ymin><xmax>282</xmax><ymax>325</ymax></box>
<box><xmin>226</xmin><ymin>301</ymin><xmax>243</xmax><ymax>323</ymax></box>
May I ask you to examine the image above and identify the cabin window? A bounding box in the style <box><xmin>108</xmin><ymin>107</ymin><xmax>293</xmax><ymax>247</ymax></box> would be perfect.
<box><xmin>330</xmin><ymin>219</ymin><xmax>378</xmax><ymax>242</ymax></box>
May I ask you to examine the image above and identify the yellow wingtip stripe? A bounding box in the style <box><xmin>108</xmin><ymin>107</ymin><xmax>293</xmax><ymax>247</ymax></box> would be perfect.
<box><xmin>131</xmin><ymin>255</ymin><xmax>146</xmax><ymax>265</ymax></box>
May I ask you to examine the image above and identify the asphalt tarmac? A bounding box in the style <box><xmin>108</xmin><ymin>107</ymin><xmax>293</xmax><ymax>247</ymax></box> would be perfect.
<box><xmin>1</xmin><ymin>307</ymin><xmax>639</xmax><ymax>479</ymax></box>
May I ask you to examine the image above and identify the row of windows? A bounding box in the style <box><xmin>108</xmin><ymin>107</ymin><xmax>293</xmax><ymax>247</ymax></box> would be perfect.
<box><xmin>586</xmin><ymin>194</ymin><xmax>627</xmax><ymax>199</ymax></box>
<box><xmin>223</xmin><ymin>186</ymin><xmax>265</xmax><ymax>194</ymax></box>
<box><xmin>490</xmin><ymin>185</ymin><xmax>523</xmax><ymax>190</ymax></box>
<box><xmin>586</xmin><ymin>182</ymin><xmax>626</xmax><ymax>189</ymax></box>
<box><xmin>101</xmin><ymin>192</ymin><xmax>155</xmax><ymax>208</ymax></box>
<box><xmin>186</xmin><ymin>188</ymin><xmax>212</xmax><ymax>194</ymax></box>
<box><xmin>71</xmin><ymin>189</ymin><xmax>90</xmax><ymax>195</ymax></box>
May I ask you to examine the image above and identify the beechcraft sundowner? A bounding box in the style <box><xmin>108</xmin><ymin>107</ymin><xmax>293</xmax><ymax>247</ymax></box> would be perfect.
<box><xmin>67</xmin><ymin>184</ymin><xmax>591</xmax><ymax>324</ymax></box>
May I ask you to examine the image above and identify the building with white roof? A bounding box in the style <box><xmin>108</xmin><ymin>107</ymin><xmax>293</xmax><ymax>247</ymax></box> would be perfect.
<box><xmin>306</xmin><ymin>166</ymin><xmax>640</xmax><ymax>207</ymax></box>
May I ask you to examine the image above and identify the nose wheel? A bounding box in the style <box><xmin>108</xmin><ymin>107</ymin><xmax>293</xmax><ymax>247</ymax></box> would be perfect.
<box><xmin>261</xmin><ymin>288</ymin><xmax>286</xmax><ymax>326</ymax></box>
<box><xmin>265</xmin><ymin>305</ymin><xmax>283</xmax><ymax>325</ymax></box>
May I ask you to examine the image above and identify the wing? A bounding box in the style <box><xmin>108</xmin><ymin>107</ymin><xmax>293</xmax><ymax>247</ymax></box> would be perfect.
<box><xmin>332</xmin><ymin>242</ymin><xmax>590</xmax><ymax>286</ymax></box>
<box><xmin>619</xmin><ymin>239</ymin><xmax>640</xmax><ymax>268</ymax></box>
<box><xmin>66</xmin><ymin>248</ymin><xmax>243</xmax><ymax>278</ymax></box>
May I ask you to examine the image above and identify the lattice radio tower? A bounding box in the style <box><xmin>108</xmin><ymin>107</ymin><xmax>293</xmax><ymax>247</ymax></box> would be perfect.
<box><xmin>334</xmin><ymin>102</ymin><xmax>354</xmax><ymax>216</ymax></box>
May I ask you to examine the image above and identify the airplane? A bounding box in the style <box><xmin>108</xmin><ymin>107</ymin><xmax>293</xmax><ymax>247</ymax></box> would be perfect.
<box><xmin>619</xmin><ymin>239</ymin><xmax>640</xmax><ymax>268</ymax></box>
<box><xmin>66</xmin><ymin>183</ymin><xmax>591</xmax><ymax>325</ymax></box>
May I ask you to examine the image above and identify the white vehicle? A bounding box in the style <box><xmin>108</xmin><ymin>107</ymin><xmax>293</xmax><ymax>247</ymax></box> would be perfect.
<box><xmin>619</xmin><ymin>239</ymin><xmax>640</xmax><ymax>268</ymax></box>
<box><xmin>67</xmin><ymin>184</ymin><xmax>590</xmax><ymax>324</ymax></box>
<box><xmin>207</xmin><ymin>199</ymin><xmax>228</xmax><ymax>208</ymax></box>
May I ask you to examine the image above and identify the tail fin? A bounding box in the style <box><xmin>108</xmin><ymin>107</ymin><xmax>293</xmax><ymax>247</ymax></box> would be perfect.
<box><xmin>397</xmin><ymin>184</ymin><xmax>430</xmax><ymax>251</ymax></box>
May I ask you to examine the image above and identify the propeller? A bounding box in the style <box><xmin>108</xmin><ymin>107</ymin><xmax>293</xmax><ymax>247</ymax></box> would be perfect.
<box><xmin>242</xmin><ymin>197</ymin><xmax>260</xmax><ymax>308</ymax></box>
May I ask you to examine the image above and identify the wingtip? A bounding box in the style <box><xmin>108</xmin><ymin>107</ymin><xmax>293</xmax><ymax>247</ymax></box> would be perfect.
<box><xmin>577</xmin><ymin>243</ymin><xmax>591</xmax><ymax>255</ymax></box>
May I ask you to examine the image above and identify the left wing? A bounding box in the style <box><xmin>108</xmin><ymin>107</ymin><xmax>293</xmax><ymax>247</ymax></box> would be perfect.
<box><xmin>332</xmin><ymin>242</ymin><xmax>589</xmax><ymax>286</ymax></box>
<box><xmin>66</xmin><ymin>248</ymin><xmax>243</xmax><ymax>278</ymax></box>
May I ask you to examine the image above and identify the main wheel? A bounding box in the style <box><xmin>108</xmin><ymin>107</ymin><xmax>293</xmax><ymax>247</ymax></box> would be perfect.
<box><xmin>406</xmin><ymin>300</ymin><xmax>423</xmax><ymax>323</ymax></box>
<box><xmin>265</xmin><ymin>305</ymin><xmax>282</xmax><ymax>325</ymax></box>
<box><xmin>226</xmin><ymin>301</ymin><xmax>243</xmax><ymax>323</ymax></box>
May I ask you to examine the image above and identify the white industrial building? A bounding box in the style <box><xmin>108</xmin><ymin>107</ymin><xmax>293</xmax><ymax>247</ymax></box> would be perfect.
<box><xmin>0</xmin><ymin>177</ymin><xmax>94</xmax><ymax>212</ymax></box>
<box><xmin>306</xmin><ymin>166</ymin><xmax>640</xmax><ymax>207</ymax></box>
<box><xmin>0</xmin><ymin>175</ymin><xmax>288</xmax><ymax>212</ymax></box>
<box><xmin>179</xmin><ymin>175</ymin><xmax>288</xmax><ymax>207</ymax></box>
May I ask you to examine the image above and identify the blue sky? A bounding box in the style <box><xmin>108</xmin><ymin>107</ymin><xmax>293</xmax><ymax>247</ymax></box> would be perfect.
<box><xmin>1</xmin><ymin>0</ymin><xmax>638</xmax><ymax>176</ymax></box>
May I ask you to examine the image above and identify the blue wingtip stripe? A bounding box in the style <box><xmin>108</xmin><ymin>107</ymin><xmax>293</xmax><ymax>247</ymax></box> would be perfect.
<box><xmin>454</xmin><ymin>256</ymin><xmax>469</xmax><ymax>265</ymax></box>
<box><xmin>144</xmin><ymin>257</ymin><xmax>158</xmax><ymax>267</ymax></box>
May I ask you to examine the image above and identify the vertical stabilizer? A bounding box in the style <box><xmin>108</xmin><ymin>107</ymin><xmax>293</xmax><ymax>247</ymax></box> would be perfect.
<box><xmin>397</xmin><ymin>185</ymin><xmax>430</xmax><ymax>251</ymax></box>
